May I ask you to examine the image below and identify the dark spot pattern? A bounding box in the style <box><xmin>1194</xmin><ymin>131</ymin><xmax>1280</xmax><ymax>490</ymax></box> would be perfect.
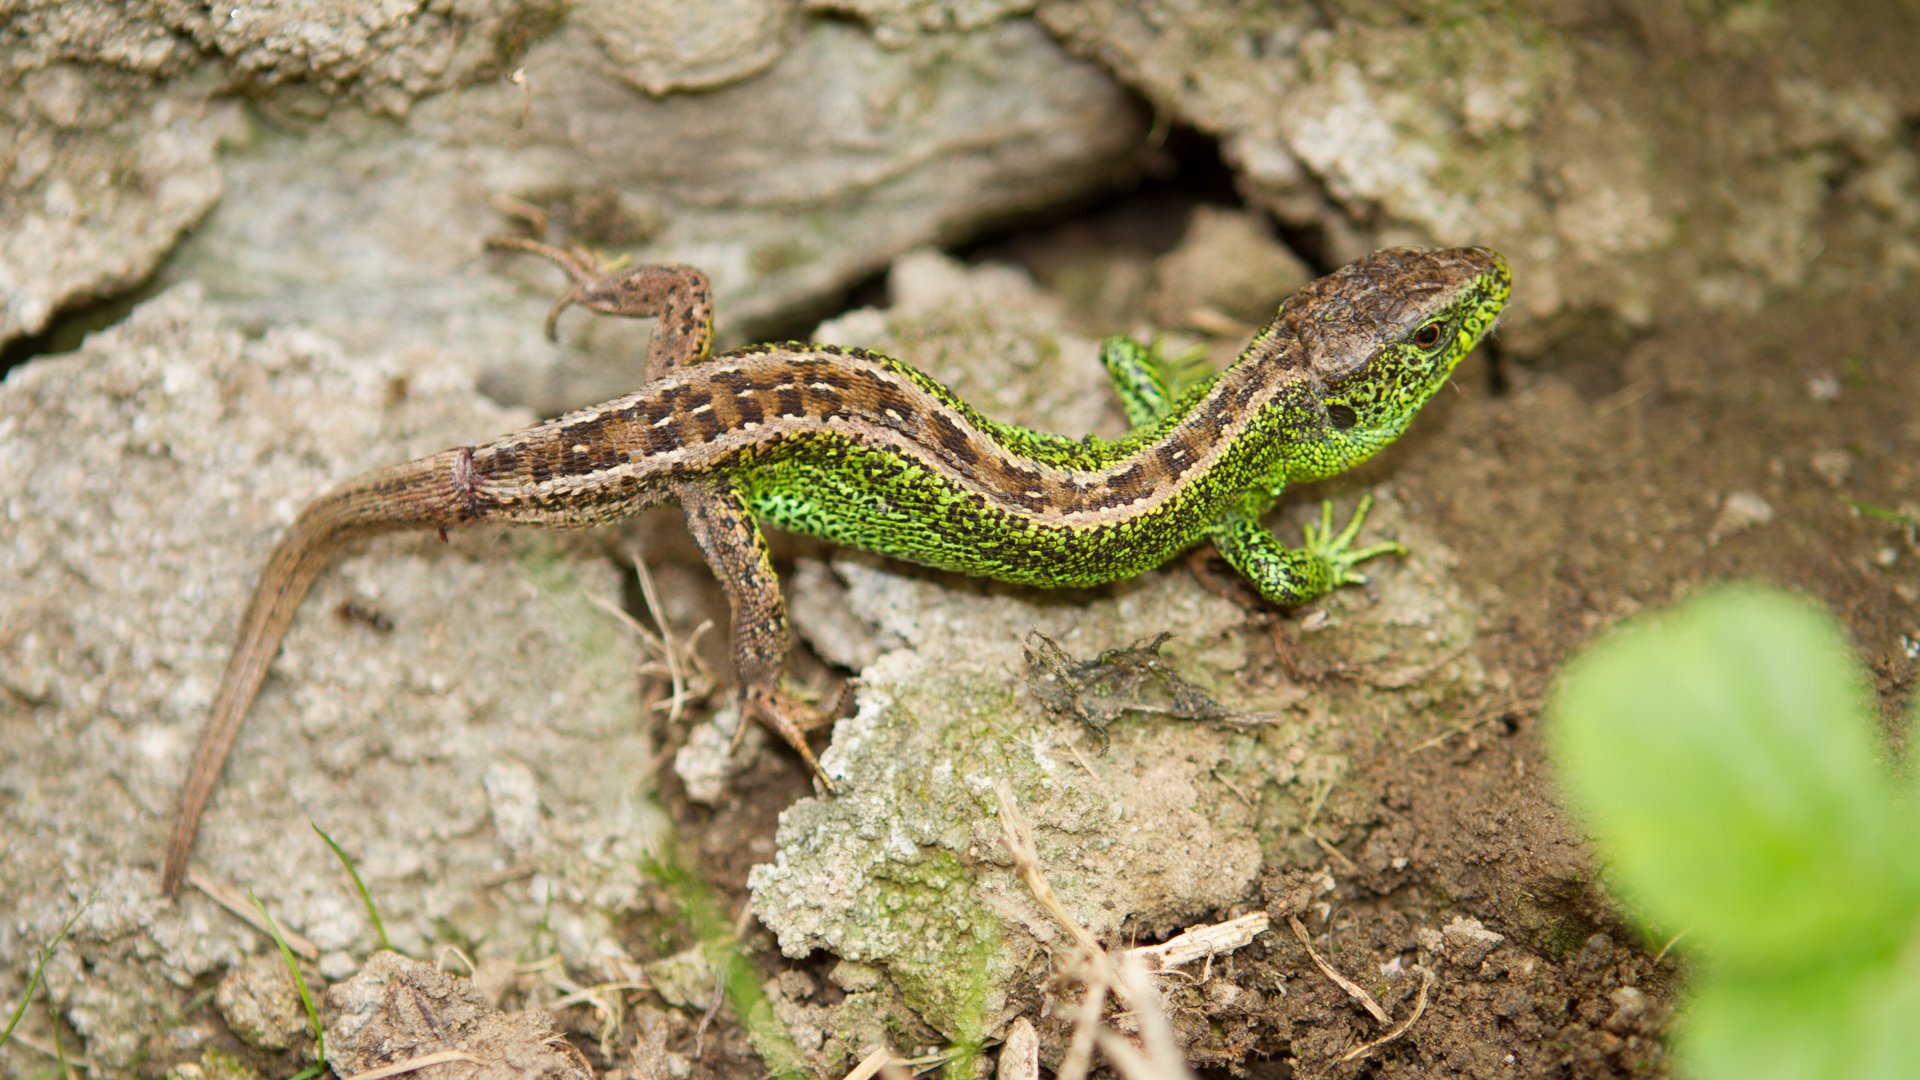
<box><xmin>456</xmin><ymin>246</ymin><xmax>1510</xmax><ymax>583</ymax></box>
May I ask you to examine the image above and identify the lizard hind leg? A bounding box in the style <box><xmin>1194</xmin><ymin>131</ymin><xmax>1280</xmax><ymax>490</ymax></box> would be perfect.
<box><xmin>676</xmin><ymin>481</ymin><xmax>838</xmax><ymax>792</ymax></box>
<box><xmin>1098</xmin><ymin>335</ymin><xmax>1215</xmax><ymax>431</ymax></box>
<box><xmin>487</xmin><ymin>235</ymin><xmax>715</xmax><ymax>377</ymax></box>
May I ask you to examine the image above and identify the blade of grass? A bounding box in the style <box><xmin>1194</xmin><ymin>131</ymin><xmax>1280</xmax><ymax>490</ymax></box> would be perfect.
<box><xmin>1838</xmin><ymin>496</ymin><xmax>1919</xmax><ymax>527</ymax></box>
<box><xmin>247</xmin><ymin>889</ymin><xmax>326</xmax><ymax>1072</ymax></box>
<box><xmin>39</xmin><ymin>960</ymin><xmax>75</xmax><ymax>1080</ymax></box>
<box><xmin>518</xmin><ymin>882</ymin><xmax>556</xmax><ymax>965</ymax></box>
<box><xmin>646</xmin><ymin>854</ymin><xmax>806</xmax><ymax>1080</ymax></box>
<box><xmin>313</xmin><ymin>823</ymin><xmax>389</xmax><ymax>952</ymax></box>
<box><xmin>1</xmin><ymin>893</ymin><xmax>92</xmax><ymax>1051</ymax></box>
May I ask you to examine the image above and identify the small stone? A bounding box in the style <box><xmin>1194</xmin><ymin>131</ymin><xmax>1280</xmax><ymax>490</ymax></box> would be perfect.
<box><xmin>1808</xmin><ymin>449</ymin><xmax>1852</xmax><ymax>487</ymax></box>
<box><xmin>1605</xmin><ymin>985</ymin><xmax>1651</xmax><ymax>1031</ymax></box>
<box><xmin>168</xmin><ymin>1048</ymin><xmax>265</xmax><ymax>1080</ymax></box>
<box><xmin>1806</xmin><ymin>373</ymin><xmax>1842</xmax><ymax>402</ymax></box>
<box><xmin>1440</xmin><ymin>916</ymin><xmax>1505</xmax><ymax>968</ymax></box>
<box><xmin>996</xmin><ymin>1017</ymin><xmax>1039</xmax><ymax>1080</ymax></box>
<box><xmin>215</xmin><ymin>955</ymin><xmax>309</xmax><ymax>1053</ymax></box>
<box><xmin>646</xmin><ymin>945</ymin><xmax>716</xmax><ymax>1010</ymax></box>
<box><xmin>1148</xmin><ymin>206</ymin><xmax>1313</xmax><ymax>328</ymax></box>
<box><xmin>325</xmin><ymin>951</ymin><xmax>589</xmax><ymax>1079</ymax></box>
<box><xmin>829</xmin><ymin>960</ymin><xmax>884</xmax><ymax>992</ymax></box>
<box><xmin>1708</xmin><ymin>491</ymin><xmax>1774</xmax><ymax>544</ymax></box>
<box><xmin>673</xmin><ymin>705</ymin><xmax>753</xmax><ymax>805</ymax></box>
<box><xmin>1204</xmin><ymin>980</ymin><xmax>1245</xmax><ymax>1009</ymax></box>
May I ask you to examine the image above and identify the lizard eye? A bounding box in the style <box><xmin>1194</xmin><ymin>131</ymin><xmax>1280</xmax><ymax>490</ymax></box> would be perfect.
<box><xmin>1412</xmin><ymin>320</ymin><xmax>1445</xmax><ymax>349</ymax></box>
<box><xmin>1327</xmin><ymin>403</ymin><xmax>1358</xmax><ymax>430</ymax></box>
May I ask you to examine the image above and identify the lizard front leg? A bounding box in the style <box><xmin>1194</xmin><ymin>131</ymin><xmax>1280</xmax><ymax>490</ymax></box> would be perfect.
<box><xmin>1207</xmin><ymin>495</ymin><xmax>1406</xmax><ymax>607</ymax></box>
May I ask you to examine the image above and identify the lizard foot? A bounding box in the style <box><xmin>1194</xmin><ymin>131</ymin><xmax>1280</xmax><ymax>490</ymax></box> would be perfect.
<box><xmin>741</xmin><ymin>684</ymin><xmax>840</xmax><ymax>795</ymax></box>
<box><xmin>1301</xmin><ymin>494</ymin><xmax>1407</xmax><ymax>587</ymax></box>
<box><xmin>483</xmin><ymin>234</ymin><xmax>632</xmax><ymax>340</ymax></box>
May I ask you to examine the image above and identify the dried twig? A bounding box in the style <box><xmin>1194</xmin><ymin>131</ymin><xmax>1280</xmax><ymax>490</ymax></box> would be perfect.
<box><xmin>1054</xmin><ymin>964</ymin><xmax>1109</xmax><ymax>1080</ymax></box>
<box><xmin>1289</xmin><ymin>915</ymin><xmax>1437</xmax><ymax>1062</ymax></box>
<box><xmin>1288</xmin><ymin>915</ymin><xmax>1389</xmax><ymax>1024</ymax></box>
<box><xmin>997</xmin><ymin>784</ymin><xmax>1101</xmax><ymax>955</ymax></box>
<box><xmin>840</xmin><ymin>1044</ymin><xmax>897</xmax><ymax>1080</ymax></box>
<box><xmin>188</xmin><ymin>868</ymin><xmax>319</xmax><ymax>960</ymax></box>
<box><xmin>1111</xmin><ymin>953</ymin><xmax>1193</xmax><ymax>1080</ymax></box>
<box><xmin>1129</xmin><ymin>913</ymin><xmax>1268</xmax><ymax>971</ymax></box>
<box><xmin>341</xmin><ymin>1049</ymin><xmax>485</xmax><ymax>1080</ymax></box>
<box><xmin>997</xmin><ymin>784</ymin><xmax>1198</xmax><ymax>1080</ymax></box>
<box><xmin>1337</xmin><ymin>966</ymin><xmax>1435</xmax><ymax>1063</ymax></box>
<box><xmin>629</xmin><ymin>550</ymin><xmax>689</xmax><ymax>722</ymax></box>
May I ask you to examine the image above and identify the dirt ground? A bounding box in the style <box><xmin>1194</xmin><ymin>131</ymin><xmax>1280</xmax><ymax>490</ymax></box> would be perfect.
<box><xmin>589</xmin><ymin>177</ymin><xmax>1918</xmax><ymax>1079</ymax></box>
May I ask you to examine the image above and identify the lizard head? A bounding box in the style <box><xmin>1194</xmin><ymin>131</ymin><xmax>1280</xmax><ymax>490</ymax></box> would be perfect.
<box><xmin>1269</xmin><ymin>246</ymin><xmax>1510</xmax><ymax>482</ymax></box>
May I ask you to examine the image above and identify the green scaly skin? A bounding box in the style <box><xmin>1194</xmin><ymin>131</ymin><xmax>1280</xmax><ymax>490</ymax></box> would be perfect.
<box><xmin>730</xmin><ymin>253</ymin><xmax>1509</xmax><ymax>604</ymax></box>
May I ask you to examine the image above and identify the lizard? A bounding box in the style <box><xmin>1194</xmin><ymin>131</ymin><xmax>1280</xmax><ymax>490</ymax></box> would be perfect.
<box><xmin>161</xmin><ymin>239</ymin><xmax>1510</xmax><ymax>894</ymax></box>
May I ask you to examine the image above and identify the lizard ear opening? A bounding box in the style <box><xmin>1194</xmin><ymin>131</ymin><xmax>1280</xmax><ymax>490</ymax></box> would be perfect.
<box><xmin>1327</xmin><ymin>403</ymin><xmax>1358</xmax><ymax>430</ymax></box>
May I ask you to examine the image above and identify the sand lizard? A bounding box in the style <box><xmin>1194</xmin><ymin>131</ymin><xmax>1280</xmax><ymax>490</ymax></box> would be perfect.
<box><xmin>161</xmin><ymin>241</ymin><xmax>1510</xmax><ymax>893</ymax></box>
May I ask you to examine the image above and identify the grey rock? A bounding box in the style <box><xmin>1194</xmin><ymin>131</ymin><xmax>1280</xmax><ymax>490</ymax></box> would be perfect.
<box><xmin>1038</xmin><ymin>1</ymin><xmax>1920</xmax><ymax>347</ymax></box>
<box><xmin>325</xmin><ymin>951</ymin><xmax>590</xmax><ymax>1080</ymax></box>
<box><xmin>1440</xmin><ymin>915</ymin><xmax>1505</xmax><ymax>969</ymax></box>
<box><xmin>5</xmin><ymin>2</ymin><xmax>1145</xmax><ymax>417</ymax></box>
<box><xmin>214</xmin><ymin>954</ymin><xmax>308</xmax><ymax>1053</ymax></box>
<box><xmin>0</xmin><ymin>287</ymin><xmax>660</xmax><ymax>1067</ymax></box>
<box><xmin>0</xmin><ymin>70</ymin><xmax>225</xmax><ymax>340</ymax></box>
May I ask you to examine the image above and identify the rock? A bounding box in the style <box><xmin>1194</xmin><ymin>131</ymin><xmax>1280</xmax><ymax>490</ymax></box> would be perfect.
<box><xmin>1605</xmin><ymin>985</ymin><xmax>1652</xmax><ymax>1033</ymax></box>
<box><xmin>325</xmin><ymin>951</ymin><xmax>590</xmax><ymax>1080</ymax></box>
<box><xmin>1146</xmin><ymin>206</ymin><xmax>1313</xmax><ymax>330</ymax></box>
<box><xmin>1709</xmin><ymin>491</ymin><xmax>1775</xmax><ymax>544</ymax></box>
<box><xmin>1038</xmin><ymin>1</ymin><xmax>1920</xmax><ymax>346</ymax></box>
<box><xmin>215</xmin><ymin>955</ymin><xmax>310</xmax><ymax>1053</ymax></box>
<box><xmin>0</xmin><ymin>287</ymin><xmax>657</xmax><ymax>1067</ymax></box>
<box><xmin>0</xmin><ymin>73</ymin><xmax>225</xmax><ymax>340</ymax></box>
<box><xmin>996</xmin><ymin>1016</ymin><xmax>1040</xmax><ymax>1080</ymax></box>
<box><xmin>1440</xmin><ymin>915</ymin><xmax>1505</xmax><ymax>969</ymax></box>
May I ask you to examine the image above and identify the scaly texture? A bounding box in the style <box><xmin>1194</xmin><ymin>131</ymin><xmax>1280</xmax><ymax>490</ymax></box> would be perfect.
<box><xmin>163</xmin><ymin>244</ymin><xmax>1510</xmax><ymax>892</ymax></box>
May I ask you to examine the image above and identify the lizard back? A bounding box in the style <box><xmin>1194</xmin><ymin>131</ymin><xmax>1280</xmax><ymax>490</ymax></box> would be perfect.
<box><xmin>466</xmin><ymin>246</ymin><xmax>1511</xmax><ymax>586</ymax></box>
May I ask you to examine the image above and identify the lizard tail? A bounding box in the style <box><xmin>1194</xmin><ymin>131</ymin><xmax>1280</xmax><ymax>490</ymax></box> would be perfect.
<box><xmin>162</xmin><ymin>448</ymin><xmax>480</xmax><ymax>895</ymax></box>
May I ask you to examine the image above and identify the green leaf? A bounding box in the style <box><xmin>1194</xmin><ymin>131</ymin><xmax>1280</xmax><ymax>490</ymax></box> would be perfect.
<box><xmin>1547</xmin><ymin>586</ymin><xmax>1906</xmax><ymax>965</ymax></box>
<box><xmin>1681</xmin><ymin>940</ymin><xmax>1920</xmax><ymax>1080</ymax></box>
<box><xmin>1907</xmin><ymin>687</ymin><xmax>1920</xmax><ymax>796</ymax></box>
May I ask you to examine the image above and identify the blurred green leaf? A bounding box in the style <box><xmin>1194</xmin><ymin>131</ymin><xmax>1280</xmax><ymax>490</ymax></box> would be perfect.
<box><xmin>1907</xmin><ymin>690</ymin><xmax>1920</xmax><ymax>796</ymax></box>
<box><xmin>1681</xmin><ymin>941</ymin><xmax>1920</xmax><ymax>1080</ymax></box>
<box><xmin>1547</xmin><ymin>586</ymin><xmax>1908</xmax><ymax>965</ymax></box>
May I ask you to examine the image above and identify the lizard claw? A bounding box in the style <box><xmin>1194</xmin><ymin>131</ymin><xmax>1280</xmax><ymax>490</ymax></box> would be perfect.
<box><xmin>1301</xmin><ymin>494</ymin><xmax>1407</xmax><ymax>588</ymax></box>
<box><xmin>483</xmin><ymin>234</ymin><xmax>630</xmax><ymax>340</ymax></box>
<box><xmin>744</xmin><ymin>685</ymin><xmax>840</xmax><ymax>794</ymax></box>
